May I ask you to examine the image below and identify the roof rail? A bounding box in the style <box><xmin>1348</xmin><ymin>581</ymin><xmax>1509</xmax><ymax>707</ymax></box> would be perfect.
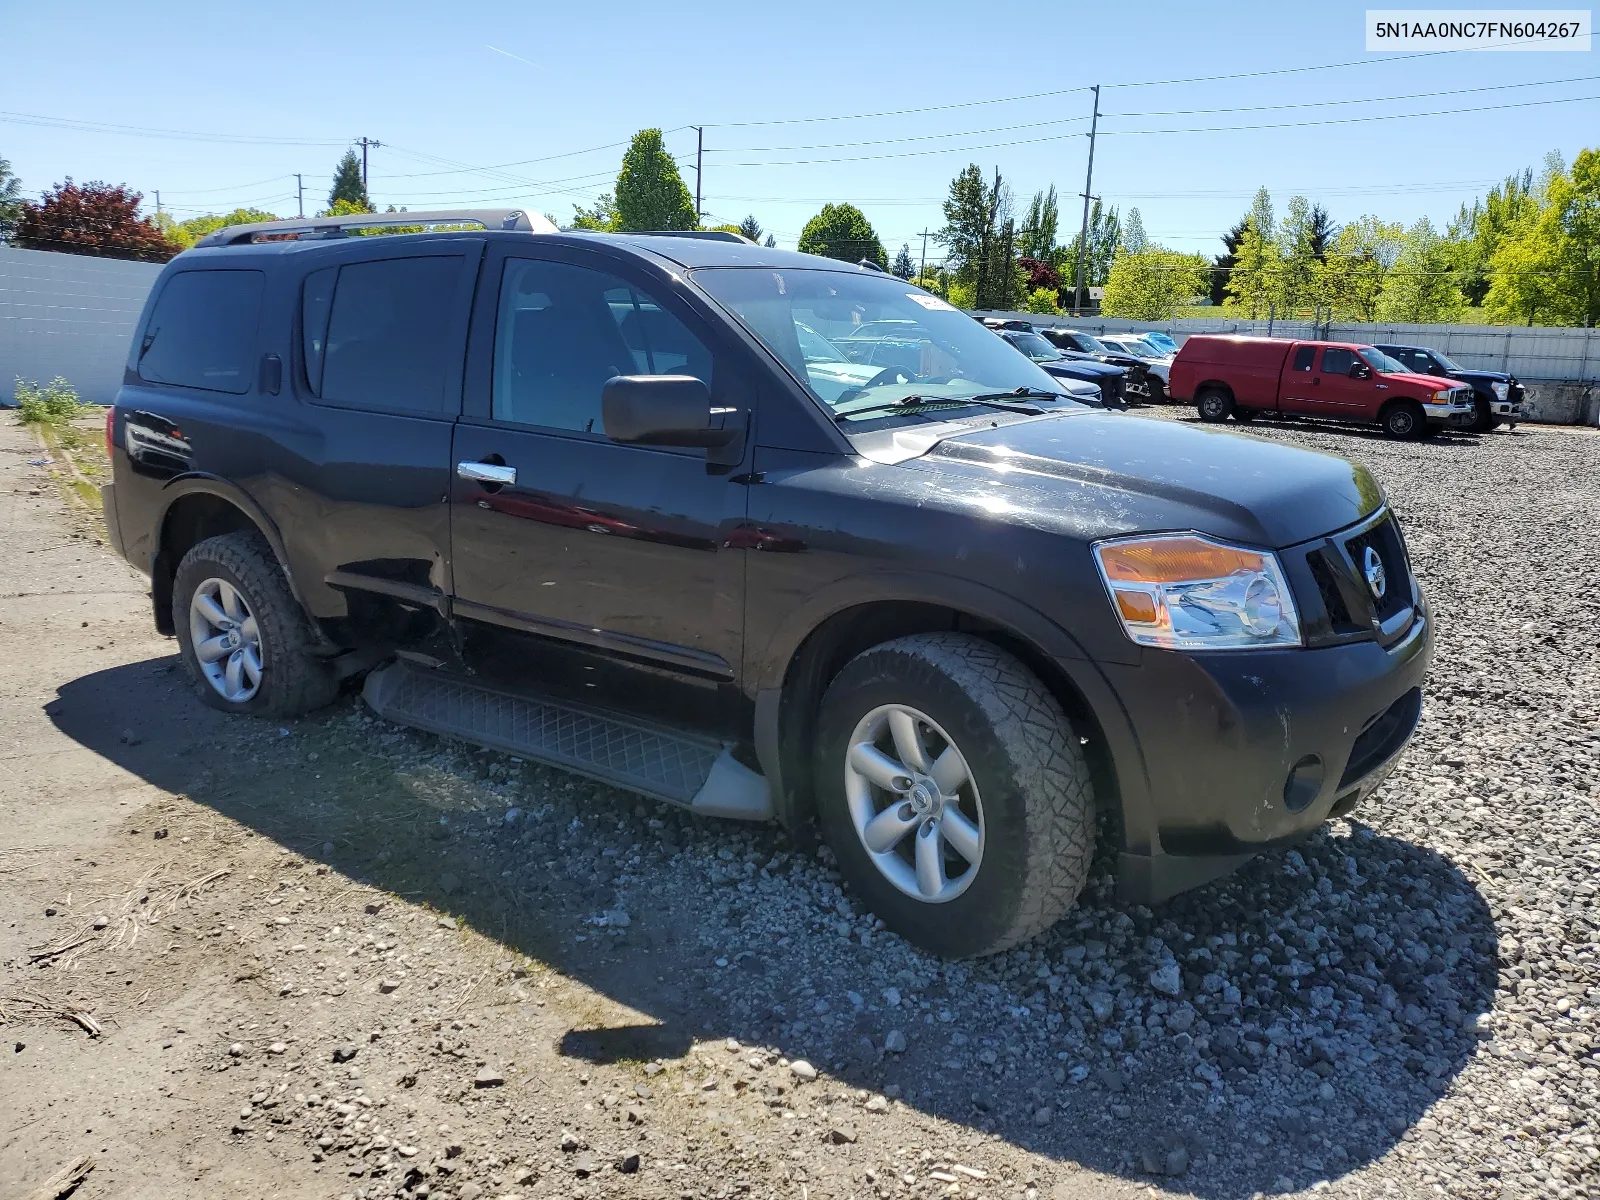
<box><xmin>194</xmin><ymin>208</ymin><xmax>559</xmax><ymax>248</ymax></box>
<box><xmin>614</xmin><ymin>230</ymin><xmax>755</xmax><ymax>244</ymax></box>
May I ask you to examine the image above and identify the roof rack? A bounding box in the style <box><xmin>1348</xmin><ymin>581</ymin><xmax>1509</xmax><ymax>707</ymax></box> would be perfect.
<box><xmin>194</xmin><ymin>208</ymin><xmax>559</xmax><ymax>248</ymax></box>
<box><xmin>605</xmin><ymin>230</ymin><xmax>755</xmax><ymax>244</ymax></box>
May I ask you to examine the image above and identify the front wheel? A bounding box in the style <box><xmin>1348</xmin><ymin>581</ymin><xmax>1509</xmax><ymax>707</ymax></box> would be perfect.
<box><xmin>173</xmin><ymin>532</ymin><xmax>338</xmax><ymax>718</ymax></box>
<box><xmin>1468</xmin><ymin>396</ymin><xmax>1494</xmax><ymax>434</ymax></box>
<box><xmin>813</xmin><ymin>634</ymin><xmax>1095</xmax><ymax>959</ymax></box>
<box><xmin>1196</xmin><ymin>388</ymin><xmax>1233</xmax><ymax>423</ymax></box>
<box><xmin>1381</xmin><ymin>400</ymin><xmax>1426</xmax><ymax>440</ymax></box>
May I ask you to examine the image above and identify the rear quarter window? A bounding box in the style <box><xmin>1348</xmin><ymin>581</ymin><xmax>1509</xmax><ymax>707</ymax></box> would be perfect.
<box><xmin>136</xmin><ymin>269</ymin><xmax>264</xmax><ymax>394</ymax></box>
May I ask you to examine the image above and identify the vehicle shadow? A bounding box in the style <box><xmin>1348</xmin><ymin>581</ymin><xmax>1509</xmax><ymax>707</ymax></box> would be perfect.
<box><xmin>50</xmin><ymin>656</ymin><xmax>1499</xmax><ymax>1198</ymax></box>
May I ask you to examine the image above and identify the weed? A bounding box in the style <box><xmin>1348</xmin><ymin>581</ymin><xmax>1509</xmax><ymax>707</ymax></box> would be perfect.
<box><xmin>14</xmin><ymin>376</ymin><xmax>84</xmax><ymax>425</ymax></box>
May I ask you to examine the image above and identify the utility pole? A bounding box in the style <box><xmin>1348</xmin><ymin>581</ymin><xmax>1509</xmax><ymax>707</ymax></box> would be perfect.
<box><xmin>358</xmin><ymin>137</ymin><xmax>383</xmax><ymax>190</ymax></box>
<box><xmin>154</xmin><ymin>191</ymin><xmax>161</xmax><ymax>221</ymax></box>
<box><xmin>692</xmin><ymin>127</ymin><xmax>704</xmax><ymax>222</ymax></box>
<box><xmin>1071</xmin><ymin>85</ymin><xmax>1101</xmax><ymax>317</ymax></box>
<box><xmin>295</xmin><ymin>174</ymin><xmax>304</xmax><ymax>218</ymax></box>
<box><xmin>918</xmin><ymin>228</ymin><xmax>932</xmax><ymax>282</ymax></box>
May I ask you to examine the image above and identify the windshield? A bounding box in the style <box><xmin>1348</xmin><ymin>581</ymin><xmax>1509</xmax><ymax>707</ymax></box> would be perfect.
<box><xmin>1142</xmin><ymin>331</ymin><xmax>1178</xmax><ymax>352</ymax></box>
<box><xmin>1359</xmin><ymin>346</ymin><xmax>1411</xmax><ymax>374</ymax></box>
<box><xmin>692</xmin><ymin>268</ymin><xmax>1068</xmax><ymax>421</ymax></box>
<box><xmin>1008</xmin><ymin>332</ymin><xmax>1064</xmax><ymax>362</ymax></box>
<box><xmin>1068</xmin><ymin>332</ymin><xmax>1112</xmax><ymax>354</ymax></box>
<box><xmin>1428</xmin><ymin>350</ymin><xmax>1461</xmax><ymax>371</ymax></box>
<box><xmin>1106</xmin><ymin>338</ymin><xmax>1157</xmax><ymax>359</ymax></box>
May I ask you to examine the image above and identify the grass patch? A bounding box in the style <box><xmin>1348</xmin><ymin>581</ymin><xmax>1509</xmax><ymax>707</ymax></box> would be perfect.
<box><xmin>14</xmin><ymin>376</ymin><xmax>86</xmax><ymax>425</ymax></box>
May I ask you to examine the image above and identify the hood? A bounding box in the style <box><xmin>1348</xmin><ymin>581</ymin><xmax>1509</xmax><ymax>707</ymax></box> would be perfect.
<box><xmin>910</xmin><ymin>409</ymin><xmax>1382</xmax><ymax>549</ymax></box>
<box><xmin>1379</xmin><ymin>371</ymin><xmax>1466</xmax><ymax>393</ymax></box>
<box><xmin>1449</xmin><ymin>368</ymin><xmax>1513</xmax><ymax>383</ymax></box>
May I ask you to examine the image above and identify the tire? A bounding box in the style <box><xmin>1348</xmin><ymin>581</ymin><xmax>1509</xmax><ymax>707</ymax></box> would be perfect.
<box><xmin>1468</xmin><ymin>396</ymin><xmax>1494</xmax><ymax>434</ymax></box>
<box><xmin>1489</xmin><ymin>417</ymin><xmax>1505</xmax><ymax>431</ymax></box>
<box><xmin>1381</xmin><ymin>400</ymin><xmax>1426</xmax><ymax>440</ymax></box>
<box><xmin>172</xmin><ymin>531</ymin><xmax>337</xmax><ymax>718</ymax></box>
<box><xmin>812</xmin><ymin>633</ymin><xmax>1095</xmax><ymax>959</ymax></box>
<box><xmin>1196</xmin><ymin>387</ymin><xmax>1233</xmax><ymax>423</ymax></box>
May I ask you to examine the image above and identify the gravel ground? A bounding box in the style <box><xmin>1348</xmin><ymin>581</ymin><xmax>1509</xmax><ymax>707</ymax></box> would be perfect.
<box><xmin>4</xmin><ymin>411</ymin><xmax>1597</xmax><ymax>1200</ymax></box>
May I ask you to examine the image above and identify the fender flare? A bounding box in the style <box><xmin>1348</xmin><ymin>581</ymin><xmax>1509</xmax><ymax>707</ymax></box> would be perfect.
<box><xmin>749</xmin><ymin>570</ymin><xmax>1159</xmax><ymax>854</ymax></box>
<box><xmin>153</xmin><ymin>474</ymin><xmax>325</xmax><ymax>638</ymax></box>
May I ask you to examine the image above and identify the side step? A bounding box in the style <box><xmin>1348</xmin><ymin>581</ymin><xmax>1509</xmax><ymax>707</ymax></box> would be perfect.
<box><xmin>362</xmin><ymin>661</ymin><xmax>773</xmax><ymax>821</ymax></box>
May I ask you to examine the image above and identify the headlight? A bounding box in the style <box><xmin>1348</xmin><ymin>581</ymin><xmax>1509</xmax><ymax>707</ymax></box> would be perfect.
<box><xmin>1492</xmin><ymin>382</ymin><xmax>1509</xmax><ymax>401</ymax></box>
<box><xmin>1433</xmin><ymin>389</ymin><xmax>1455</xmax><ymax>401</ymax></box>
<box><xmin>1093</xmin><ymin>534</ymin><xmax>1302</xmax><ymax>650</ymax></box>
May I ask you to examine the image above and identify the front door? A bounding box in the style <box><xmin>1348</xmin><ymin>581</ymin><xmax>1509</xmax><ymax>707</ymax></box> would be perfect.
<box><xmin>449</xmin><ymin>244</ymin><xmax>749</xmax><ymax>736</ymax></box>
<box><xmin>1309</xmin><ymin>346</ymin><xmax>1379</xmax><ymax>417</ymax></box>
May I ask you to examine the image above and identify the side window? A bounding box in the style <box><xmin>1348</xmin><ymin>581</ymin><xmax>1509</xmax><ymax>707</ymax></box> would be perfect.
<box><xmin>137</xmin><ymin>270</ymin><xmax>263</xmax><ymax>394</ymax></box>
<box><xmin>301</xmin><ymin>267</ymin><xmax>337</xmax><ymax>394</ymax></box>
<box><xmin>316</xmin><ymin>255</ymin><xmax>465</xmax><ymax>413</ymax></box>
<box><xmin>493</xmin><ymin>259</ymin><xmax>712</xmax><ymax>433</ymax></box>
<box><xmin>1290</xmin><ymin>346</ymin><xmax>1316</xmax><ymax>372</ymax></box>
<box><xmin>1320</xmin><ymin>347</ymin><xmax>1355</xmax><ymax>376</ymax></box>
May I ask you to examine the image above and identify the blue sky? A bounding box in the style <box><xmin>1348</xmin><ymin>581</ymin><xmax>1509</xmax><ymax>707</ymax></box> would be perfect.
<box><xmin>3</xmin><ymin>0</ymin><xmax>1595</xmax><ymax>262</ymax></box>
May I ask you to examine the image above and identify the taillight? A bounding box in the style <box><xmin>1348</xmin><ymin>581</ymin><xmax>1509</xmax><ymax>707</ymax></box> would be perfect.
<box><xmin>105</xmin><ymin>407</ymin><xmax>115</xmax><ymax>459</ymax></box>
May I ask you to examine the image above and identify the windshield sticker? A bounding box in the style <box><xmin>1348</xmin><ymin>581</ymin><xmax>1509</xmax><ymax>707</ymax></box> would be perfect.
<box><xmin>905</xmin><ymin>293</ymin><xmax>956</xmax><ymax>311</ymax></box>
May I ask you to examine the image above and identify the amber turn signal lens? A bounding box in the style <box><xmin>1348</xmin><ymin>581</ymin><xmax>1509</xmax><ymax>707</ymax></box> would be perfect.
<box><xmin>1097</xmin><ymin>536</ymin><xmax>1265</xmax><ymax>583</ymax></box>
<box><xmin>1113</xmin><ymin>589</ymin><xmax>1159</xmax><ymax>624</ymax></box>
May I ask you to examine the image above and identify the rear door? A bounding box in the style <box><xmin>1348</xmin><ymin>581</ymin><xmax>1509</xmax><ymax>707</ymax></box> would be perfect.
<box><xmin>1278</xmin><ymin>344</ymin><xmax>1318</xmax><ymax>414</ymax></box>
<box><xmin>278</xmin><ymin>240</ymin><xmax>481</xmax><ymax>646</ymax></box>
<box><xmin>448</xmin><ymin>241</ymin><xmax>750</xmax><ymax>737</ymax></box>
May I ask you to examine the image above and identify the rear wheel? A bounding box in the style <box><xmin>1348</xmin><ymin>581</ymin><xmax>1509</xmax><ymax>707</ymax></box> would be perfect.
<box><xmin>173</xmin><ymin>532</ymin><xmax>337</xmax><ymax>718</ymax></box>
<box><xmin>1381</xmin><ymin>400</ymin><xmax>1426</xmax><ymax>440</ymax></box>
<box><xmin>813</xmin><ymin>633</ymin><xmax>1095</xmax><ymax>959</ymax></box>
<box><xmin>1197</xmin><ymin>388</ymin><xmax>1233</xmax><ymax>423</ymax></box>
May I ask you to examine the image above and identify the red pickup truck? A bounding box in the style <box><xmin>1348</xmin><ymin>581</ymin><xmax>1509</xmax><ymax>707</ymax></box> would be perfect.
<box><xmin>1169</xmin><ymin>336</ymin><xmax>1477</xmax><ymax>439</ymax></box>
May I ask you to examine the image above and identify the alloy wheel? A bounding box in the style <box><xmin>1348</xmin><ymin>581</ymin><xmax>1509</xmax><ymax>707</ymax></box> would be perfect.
<box><xmin>843</xmin><ymin>703</ymin><xmax>985</xmax><ymax>903</ymax></box>
<box><xmin>189</xmin><ymin>577</ymin><xmax>263</xmax><ymax>703</ymax></box>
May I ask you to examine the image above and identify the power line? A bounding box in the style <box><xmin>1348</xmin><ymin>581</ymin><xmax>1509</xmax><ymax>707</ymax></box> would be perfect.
<box><xmin>0</xmin><ymin>110</ymin><xmax>346</xmax><ymax>146</ymax></box>
<box><xmin>708</xmin><ymin>114</ymin><xmax>1090</xmax><ymax>154</ymax></box>
<box><xmin>1108</xmin><ymin>74</ymin><xmax>1600</xmax><ymax>118</ymax></box>
<box><xmin>1103</xmin><ymin>92</ymin><xmax>1600</xmax><ymax>136</ymax></box>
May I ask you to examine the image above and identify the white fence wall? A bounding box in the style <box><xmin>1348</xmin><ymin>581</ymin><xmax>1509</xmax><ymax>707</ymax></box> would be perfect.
<box><xmin>0</xmin><ymin>246</ymin><xmax>164</xmax><ymax>406</ymax></box>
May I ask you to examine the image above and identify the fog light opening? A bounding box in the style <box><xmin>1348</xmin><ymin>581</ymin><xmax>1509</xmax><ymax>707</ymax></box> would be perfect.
<box><xmin>1283</xmin><ymin>754</ymin><xmax>1326</xmax><ymax>813</ymax></box>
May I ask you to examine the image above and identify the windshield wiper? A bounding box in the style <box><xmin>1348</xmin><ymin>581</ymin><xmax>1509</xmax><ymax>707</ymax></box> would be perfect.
<box><xmin>835</xmin><ymin>390</ymin><xmax>1049</xmax><ymax>423</ymax></box>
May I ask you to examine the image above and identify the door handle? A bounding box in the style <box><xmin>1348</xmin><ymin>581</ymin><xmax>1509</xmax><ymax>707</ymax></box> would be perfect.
<box><xmin>457</xmin><ymin>461</ymin><xmax>517</xmax><ymax>486</ymax></box>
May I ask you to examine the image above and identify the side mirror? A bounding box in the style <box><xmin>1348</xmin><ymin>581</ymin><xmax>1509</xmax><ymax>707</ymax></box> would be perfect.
<box><xmin>1349</xmin><ymin>362</ymin><xmax>1372</xmax><ymax>380</ymax></box>
<box><xmin>601</xmin><ymin>375</ymin><xmax>742</xmax><ymax>463</ymax></box>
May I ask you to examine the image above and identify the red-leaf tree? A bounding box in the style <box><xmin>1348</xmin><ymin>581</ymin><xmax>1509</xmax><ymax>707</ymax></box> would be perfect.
<box><xmin>13</xmin><ymin>179</ymin><xmax>181</xmax><ymax>261</ymax></box>
<box><xmin>1017</xmin><ymin>256</ymin><xmax>1062</xmax><ymax>292</ymax></box>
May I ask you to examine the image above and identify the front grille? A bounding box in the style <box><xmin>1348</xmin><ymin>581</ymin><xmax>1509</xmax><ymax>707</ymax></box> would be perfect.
<box><xmin>1342</xmin><ymin>517</ymin><xmax>1410</xmax><ymax>623</ymax></box>
<box><xmin>1101</xmin><ymin>376</ymin><xmax>1123</xmax><ymax>405</ymax></box>
<box><xmin>1307</xmin><ymin>552</ymin><xmax>1354</xmax><ymax>629</ymax></box>
<box><xmin>1339</xmin><ymin>688</ymin><xmax>1422</xmax><ymax>787</ymax></box>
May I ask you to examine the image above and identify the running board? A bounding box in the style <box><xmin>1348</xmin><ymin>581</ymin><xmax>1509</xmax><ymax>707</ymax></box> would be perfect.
<box><xmin>361</xmin><ymin>661</ymin><xmax>773</xmax><ymax>821</ymax></box>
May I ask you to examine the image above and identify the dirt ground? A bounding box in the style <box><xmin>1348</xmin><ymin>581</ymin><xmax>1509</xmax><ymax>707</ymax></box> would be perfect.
<box><xmin>2</xmin><ymin>409</ymin><xmax>1595</xmax><ymax>1200</ymax></box>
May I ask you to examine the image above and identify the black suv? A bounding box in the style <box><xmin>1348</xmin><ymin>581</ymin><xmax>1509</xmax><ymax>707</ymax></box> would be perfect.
<box><xmin>102</xmin><ymin>209</ymin><xmax>1432</xmax><ymax>958</ymax></box>
<box><xmin>1372</xmin><ymin>344</ymin><xmax>1523</xmax><ymax>433</ymax></box>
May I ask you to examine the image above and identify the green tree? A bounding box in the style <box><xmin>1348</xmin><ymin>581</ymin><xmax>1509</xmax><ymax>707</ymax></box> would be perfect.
<box><xmin>1224</xmin><ymin>216</ymin><xmax>1280</xmax><ymax>318</ymax></box>
<box><xmin>1378</xmin><ymin>217</ymin><xmax>1466</xmax><ymax>323</ymax></box>
<box><xmin>937</xmin><ymin>164</ymin><xmax>1018</xmax><ymax>311</ymax></box>
<box><xmin>1486</xmin><ymin>148</ymin><xmax>1600</xmax><ymax>326</ymax></box>
<box><xmin>738</xmin><ymin>214</ymin><xmax>762</xmax><ymax>242</ymax></box>
<box><xmin>891</xmin><ymin>243</ymin><xmax>915</xmax><ymax>280</ymax></box>
<box><xmin>1060</xmin><ymin>199</ymin><xmax>1120</xmax><ymax>302</ymax></box>
<box><xmin>328</xmin><ymin>150</ymin><xmax>371</xmax><ymax>212</ymax></box>
<box><xmin>1318</xmin><ymin>216</ymin><xmax>1405</xmax><ymax>321</ymax></box>
<box><xmin>1019</xmin><ymin>185</ymin><xmax>1059</xmax><ymax>259</ymax></box>
<box><xmin>614</xmin><ymin>129</ymin><xmax>697</xmax><ymax>232</ymax></box>
<box><xmin>1448</xmin><ymin>168</ymin><xmax>1536</xmax><ymax>306</ymax></box>
<box><xmin>763</xmin><ymin>233</ymin><xmax>776</xmax><ymax>248</ymax></box>
<box><xmin>798</xmin><ymin>202</ymin><xmax>885</xmax><ymax>267</ymax></box>
<box><xmin>571</xmin><ymin>192</ymin><xmax>617</xmax><ymax>231</ymax></box>
<box><xmin>179</xmin><ymin>207</ymin><xmax>279</xmax><ymax>244</ymax></box>
<box><xmin>0</xmin><ymin>154</ymin><xmax>23</xmax><ymax>242</ymax></box>
<box><xmin>1274</xmin><ymin>196</ymin><xmax>1321</xmax><ymax>316</ymax></box>
<box><xmin>1121</xmin><ymin>207</ymin><xmax>1147</xmax><ymax>254</ymax></box>
<box><xmin>1023</xmin><ymin>286</ymin><xmax>1059</xmax><ymax>314</ymax></box>
<box><xmin>1102</xmin><ymin>247</ymin><xmax>1210</xmax><ymax>320</ymax></box>
<box><xmin>1210</xmin><ymin>216</ymin><xmax>1249</xmax><ymax>306</ymax></box>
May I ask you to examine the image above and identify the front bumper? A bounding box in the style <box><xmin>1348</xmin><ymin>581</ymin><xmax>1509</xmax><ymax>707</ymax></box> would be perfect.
<box><xmin>1106</xmin><ymin>603</ymin><xmax>1432</xmax><ymax>905</ymax></box>
<box><xmin>1491</xmin><ymin>400</ymin><xmax>1521</xmax><ymax>419</ymax></box>
<box><xmin>1423</xmin><ymin>401</ymin><xmax>1474</xmax><ymax>425</ymax></box>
